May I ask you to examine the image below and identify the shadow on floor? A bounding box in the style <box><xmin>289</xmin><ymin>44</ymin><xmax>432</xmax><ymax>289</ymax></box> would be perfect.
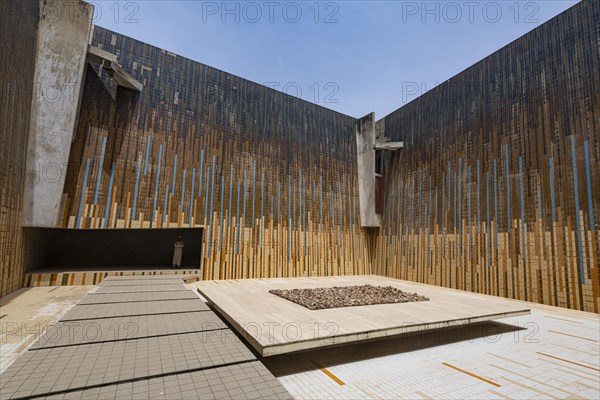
<box><xmin>262</xmin><ymin>320</ymin><xmax>524</xmax><ymax>377</ymax></box>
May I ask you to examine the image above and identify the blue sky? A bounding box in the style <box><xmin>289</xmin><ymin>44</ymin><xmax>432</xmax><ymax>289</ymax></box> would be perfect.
<box><xmin>94</xmin><ymin>0</ymin><xmax>579</xmax><ymax>118</ymax></box>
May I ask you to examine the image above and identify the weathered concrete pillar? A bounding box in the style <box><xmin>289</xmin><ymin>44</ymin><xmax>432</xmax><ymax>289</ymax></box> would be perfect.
<box><xmin>22</xmin><ymin>0</ymin><xmax>93</xmax><ymax>227</ymax></box>
<box><xmin>356</xmin><ymin>112</ymin><xmax>381</xmax><ymax>227</ymax></box>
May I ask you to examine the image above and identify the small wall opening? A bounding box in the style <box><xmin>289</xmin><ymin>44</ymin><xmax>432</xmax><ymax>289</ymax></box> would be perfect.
<box><xmin>24</xmin><ymin>228</ymin><xmax>203</xmax><ymax>272</ymax></box>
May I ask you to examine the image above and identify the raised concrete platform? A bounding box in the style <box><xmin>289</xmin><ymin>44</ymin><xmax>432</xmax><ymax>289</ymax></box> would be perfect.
<box><xmin>195</xmin><ymin>275</ymin><xmax>531</xmax><ymax>356</ymax></box>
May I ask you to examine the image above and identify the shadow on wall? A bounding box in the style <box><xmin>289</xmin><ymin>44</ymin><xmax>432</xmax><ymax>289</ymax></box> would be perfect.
<box><xmin>24</xmin><ymin>227</ymin><xmax>203</xmax><ymax>271</ymax></box>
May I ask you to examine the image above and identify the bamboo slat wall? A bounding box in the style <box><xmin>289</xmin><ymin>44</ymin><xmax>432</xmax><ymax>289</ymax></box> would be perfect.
<box><xmin>373</xmin><ymin>1</ymin><xmax>600</xmax><ymax>313</ymax></box>
<box><xmin>0</xmin><ymin>0</ymin><xmax>39</xmax><ymax>297</ymax></box>
<box><xmin>61</xmin><ymin>27</ymin><xmax>371</xmax><ymax>280</ymax></box>
<box><xmin>58</xmin><ymin>3</ymin><xmax>599</xmax><ymax>313</ymax></box>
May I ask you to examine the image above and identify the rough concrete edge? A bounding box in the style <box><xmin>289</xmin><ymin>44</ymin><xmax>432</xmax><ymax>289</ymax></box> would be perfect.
<box><xmin>196</xmin><ymin>280</ymin><xmax>531</xmax><ymax>357</ymax></box>
<box><xmin>196</xmin><ymin>286</ymin><xmax>266</xmax><ymax>356</ymax></box>
<box><xmin>259</xmin><ymin>309</ymin><xmax>531</xmax><ymax>357</ymax></box>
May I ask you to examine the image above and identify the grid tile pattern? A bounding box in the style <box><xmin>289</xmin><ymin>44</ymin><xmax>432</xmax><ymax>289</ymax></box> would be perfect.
<box><xmin>101</xmin><ymin>275</ymin><xmax>194</xmax><ymax>281</ymax></box>
<box><xmin>80</xmin><ymin>290</ymin><xmax>199</xmax><ymax>304</ymax></box>
<box><xmin>0</xmin><ymin>331</ymin><xmax>255</xmax><ymax>399</ymax></box>
<box><xmin>60</xmin><ymin>299</ymin><xmax>209</xmax><ymax>320</ymax></box>
<box><xmin>98</xmin><ymin>279</ymin><xmax>184</xmax><ymax>286</ymax></box>
<box><xmin>0</xmin><ymin>277</ymin><xmax>292</xmax><ymax>400</ymax></box>
<box><xmin>94</xmin><ymin>284</ymin><xmax>190</xmax><ymax>293</ymax></box>
<box><xmin>31</xmin><ymin>312</ymin><xmax>227</xmax><ymax>349</ymax></box>
<box><xmin>267</xmin><ymin>307</ymin><xmax>599</xmax><ymax>400</ymax></box>
<box><xmin>42</xmin><ymin>362</ymin><xmax>293</xmax><ymax>400</ymax></box>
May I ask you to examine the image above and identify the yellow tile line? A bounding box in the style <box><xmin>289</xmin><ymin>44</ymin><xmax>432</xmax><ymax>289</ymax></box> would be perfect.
<box><xmin>541</xmin><ymin>359</ymin><xmax>600</xmax><ymax>379</ymax></box>
<box><xmin>442</xmin><ymin>362</ymin><xmax>501</xmax><ymax>387</ymax></box>
<box><xmin>491</xmin><ymin>364</ymin><xmax>577</xmax><ymax>397</ymax></box>
<box><xmin>487</xmin><ymin>352</ymin><xmax>531</xmax><ymax>368</ymax></box>
<box><xmin>415</xmin><ymin>390</ymin><xmax>433</xmax><ymax>399</ymax></box>
<box><xmin>551</xmin><ymin>343</ymin><xmax>599</xmax><ymax>356</ymax></box>
<box><xmin>488</xmin><ymin>389</ymin><xmax>513</xmax><ymax>400</ymax></box>
<box><xmin>544</xmin><ymin>315</ymin><xmax>583</xmax><ymax>324</ymax></box>
<box><xmin>536</xmin><ymin>352</ymin><xmax>600</xmax><ymax>372</ymax></box>
<box><xmin>498</xmin><ymin>375</ymin><xmax>560</xmax><ymax>399</ymax></box>
<box><xmin>548</xmin><ymin>330</ymin><xmax>598</xmax><ymax>342</ymax></box>
<box><xmin>311</xmin><ymin>360</ymin><xmax>345</xmax><ymax>386</ymax></box>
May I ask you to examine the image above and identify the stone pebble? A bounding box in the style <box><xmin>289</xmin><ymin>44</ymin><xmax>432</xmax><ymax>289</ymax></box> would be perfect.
<box><xmin>269</xmin><ymin>284</ymin><xmax>429</xmax><ymax>310</ymax></box>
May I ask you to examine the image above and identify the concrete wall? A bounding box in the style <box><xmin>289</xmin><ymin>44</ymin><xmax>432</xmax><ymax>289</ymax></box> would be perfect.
<box><xmin>22</xmin><ymin>0</ymin><xmax>93</xmax><ymax>227</ymax></box>
<box><xmin>356</xmin><ymin>113</ymin><xmax>380</xmax><ymax>227</ymax></box>
<box><xmin>373</xmin><ymin>1</ymin><xmax>600</xmax><ymax>312</ymax></box>
<box><xmin>0</xmin><ymin>0</ymin><xmax>39</xmax><ymax>297</ymax></box>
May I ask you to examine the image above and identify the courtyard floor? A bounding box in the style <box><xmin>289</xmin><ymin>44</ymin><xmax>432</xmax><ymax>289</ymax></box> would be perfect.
<box><xmin>264</xmin><ymin>298</ymin><xmax>599</xmax><ymax>399</ymax></box>
<box><xmin>1</xmin><ymin>278</ymin><xmax>598</xmax><ymax>399</ymax></box>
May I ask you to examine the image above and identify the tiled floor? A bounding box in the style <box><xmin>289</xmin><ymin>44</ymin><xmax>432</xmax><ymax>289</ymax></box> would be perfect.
<box><xmin>94</xmin><ymin>284</ymin><xmax>190</xmax><ymax>293</ymax></box>
<box><xmin>264</xmin><ymin>298</ymin><xmax>600</xmax><ymax>399</ymax></box>
<box><xmin>0</xmin><ymin>276</ymin><xmax>292</xmax><ymax>400</ymax></box>
<box><xmin>1</xmin><ymin>278</ymin><xmax>598</xmax><ymax>399</ymax></box>
<box><xmin>43</xmin><ymin>361</ymin><xmax>292</xmax><ymax>400</ymax></box>
<box><xmin>30</xmin><ymin>312</ymin><xmax>227</xmax><ymax>349</ymax></box>
<box><xmin>96</xmin><ymin>278</ymin><xmax>185</xmax><ymax>286</ymax></box>
<box><xmin>59</xmin><ymin>298</ymin><xmax>209</xmax><ymax>320</ymax></box>
<box><xmin>2</xmin><ymin>331</ymin><xmax>256</xmax><ymax>398</ymax></box>
<box><xmin>79</xmin><ymin>290</ymin><xmax>199</xmax><ymax>304</ymax></box>
<box><xmin>0</xmin><ymin>286</ymin><xmax>94</xmax><ymax>373</ymax></box>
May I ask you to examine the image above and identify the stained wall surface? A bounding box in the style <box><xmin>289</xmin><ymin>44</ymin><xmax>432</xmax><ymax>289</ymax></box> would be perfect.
<box><xmin>22</xmin><ymin>0</ymin><xmax>93</xmax><ymax>227</ymax></box>
<box><xmin>60</xmin><ymin>27</ymin><xmax>372</xmax><ymax>279</ymax></box>
<box><xmin>0</xmin><ymin>0</ymin><xmax>39</xmax><ymax>297</ymax></box>
<box><xmin>373</xmin><ymin>1</ymin><xmax>599</xmax><ymax>312</ymax></box>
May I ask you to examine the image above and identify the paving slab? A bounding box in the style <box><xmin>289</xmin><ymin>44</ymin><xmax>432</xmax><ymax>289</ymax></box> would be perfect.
<box><xmin>99</xmin><ymin>279</ymin><xmax>184</xmax><ymax>286</ymax></box>
<box><xmin>41</xmin><ymin>361</ymin><xmax>293</xmax><ymax>400</ymax></box>
<box><xmin>60</xmin><ymin>299</ymin><xmax>210</xmax><ymax>321</ymax></box>
<box><xmin>0</xmin><ymin>286</ymin><xmax>94</xmax><ymax>374</ymax></box>
<box><xmin>93</xmin><ymin>284</ymin><xmax>190</xmax><ymax>293</ymax></box>
<box><xmin>101</xmin><ymin>275</ymin><xmax>190</xmax><ymax>281</ymax></box>
<box><xmin>31</xmin><ymin>312</ymin><xmax>228</xmax><ymax>349</ymax></box>
<box><xmin>0</xmin><ymin>330</ymin><xmax>255</xmax><ymax>399</ymax></box>
<box><xmin>80</xmin><ymin>290</ymin><xmax>199</xmax><ymax>304</ymax></box>
<box><xmin>195</xmin><ymin>275</ymin><xmax>531</xmax><ymax>356</ymax></box>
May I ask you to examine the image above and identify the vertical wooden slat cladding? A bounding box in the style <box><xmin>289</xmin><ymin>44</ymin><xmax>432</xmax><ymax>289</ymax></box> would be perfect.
<box><xmin>57</xmin><ymin>2</ymin><xmax>599</xmax><ymax>313</ymax></box>
<box><xmin>0</xmin><ymin>0</ymin><xmax>39</xmax><ymax>297</ymax></box>
<box><xmin>373</xmin><ymin>1</ymin><xmax>599</xmax><ymax>313</ymax></box>
<box><xmin>61</xmin><ymin>27</ymin><xmax>371</xmax><ymax>280</ymax></box>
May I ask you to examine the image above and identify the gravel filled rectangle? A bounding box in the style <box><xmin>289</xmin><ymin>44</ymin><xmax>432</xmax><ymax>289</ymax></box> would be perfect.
<box><xmin>269</xmin><ymin>284</ymin><xmax>429</xmax><ymax>310</ymax></box>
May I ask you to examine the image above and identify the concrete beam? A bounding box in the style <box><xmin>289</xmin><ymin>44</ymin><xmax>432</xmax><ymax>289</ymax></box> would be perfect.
<box><xmin>86</xmin><ymin>45</ymin><xmax>117</xmax><ymax>64</ymax></box>
<box><xmin>374</xmin><ymin>141</ymin><xmax>404</xmax><ymax>151</ymax></box>
<box><xmin>22</xmin><ymin>0</ymin><xmax>94</xmax><ymax>227</ymax></box>
<box><xmin>103</xmin><ymin>60</ymin><xmax>143</xmax><ymax>92</ymax></box>
<box><xmin>87</xmin><ymin>45</ymin><xmax>143</xmax><ymax>92</ymax></box>
<box><xmin>356</xmin><ymin>112</ymin><xmax>381</xmax><ymax>227</ymax></box>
